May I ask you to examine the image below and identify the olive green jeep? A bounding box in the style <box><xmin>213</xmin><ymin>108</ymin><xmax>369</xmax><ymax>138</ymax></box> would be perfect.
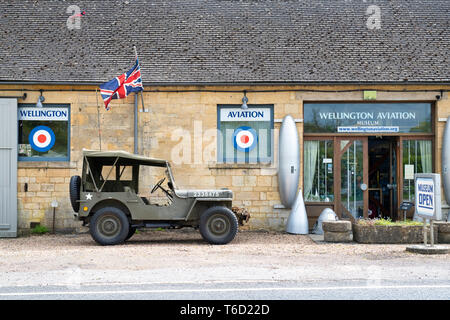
<box><xmin>70</xmin><ymin>150</ymin><xmax>249</xmax><ymax>245</ymax></box>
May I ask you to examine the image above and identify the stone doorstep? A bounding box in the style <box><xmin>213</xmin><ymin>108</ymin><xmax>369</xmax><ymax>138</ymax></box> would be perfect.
<box><xmin>438</xmin><ymin>232</ymin><xmax>450</xmax><ymax>244</ymax></box>
<box><xmin>322</xmin><ymin>220</ymin><xmax>352</xmax><ymax>233</ymax></box>
<box><xmin>323</xmin><ymin>231</ymin><xmax>353</xmax><ymax>243</ymax></box>
<box><xmin>434</xmin><ymin>222</ymin><xmax>450</xmax><ymax>244</ymax></box>
<box><xmin>307</xmin><ymin>233</ymin><xmax>324</xmax><ymax>243</ymax></box>
<box><xmin>406</xmin><ymin>245</ymin><xmax>450</xmax><ymax>255</ymax></box>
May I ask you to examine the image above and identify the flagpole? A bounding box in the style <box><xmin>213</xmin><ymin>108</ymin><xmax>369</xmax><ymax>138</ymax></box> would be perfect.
<box><xmin>132</xmin><ymin>45</ymin><xmax>143</xmax><ymax>154</ymax></box>
<box><xmin>133</xmin><ymin>45</ymin><xmax>138</xmax><ymax>60</ymax></box>
<box><xmin>95</xmin><ymin>88</ymin><xmax>102</xmax><ymax>150</ymax></box>
<box><xmin>133</xmin><ymin>45</ymin><xmax>145</xmax><ymax>112</ymax></box>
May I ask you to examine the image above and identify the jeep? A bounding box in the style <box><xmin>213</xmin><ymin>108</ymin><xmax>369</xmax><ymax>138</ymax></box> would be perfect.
<box><xmin>69</xmin><ymin>150</ymin><xmax>249</xmax><ymax>245</ymax></box>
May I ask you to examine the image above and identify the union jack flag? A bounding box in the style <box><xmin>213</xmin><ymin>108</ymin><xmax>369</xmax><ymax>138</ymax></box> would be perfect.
<box><xmin>99</xmin><ymin>59</ymin><xmax>144</xmax><ymax>110</ymax></box>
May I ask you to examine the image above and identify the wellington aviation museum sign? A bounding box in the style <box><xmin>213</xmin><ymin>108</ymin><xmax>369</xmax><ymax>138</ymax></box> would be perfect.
<box><xmin>304</xmin><ymin>103</ymin><xmax>432</xmax><ymax>134</ymax></box>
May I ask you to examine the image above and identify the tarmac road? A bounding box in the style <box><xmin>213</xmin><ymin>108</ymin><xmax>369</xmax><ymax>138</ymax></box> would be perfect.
<box><xmin>0</xmin><ymin>279</ymin><xmax>449</xmax><ymax>300</ymax></box>
<box><xmin>0</xmin><ymin>230</ymin><xmax>448</xmax><ymax>301</ymax></box>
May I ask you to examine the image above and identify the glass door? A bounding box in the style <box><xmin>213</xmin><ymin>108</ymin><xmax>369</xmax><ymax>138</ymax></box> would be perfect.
<box><xmin>335</xmin><ymin>137</ymin><xmax>368</xmax><ymax>220</ymax></box>
<box><xmin>388</xmin><ymin>138</ymin><xmax>398</xmax><ymax>219</ymax></box>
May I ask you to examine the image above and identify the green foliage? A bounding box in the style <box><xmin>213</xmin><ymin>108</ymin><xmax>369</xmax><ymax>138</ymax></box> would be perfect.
<box><xmin>31</xmin><ymin>225</ymin><xmax>49</xmax><ymax>234</ymax></box>
<box><xmin>357</xmin><ymin>218</ymin><xmax>423</xmax><ymax>226</ymax></box>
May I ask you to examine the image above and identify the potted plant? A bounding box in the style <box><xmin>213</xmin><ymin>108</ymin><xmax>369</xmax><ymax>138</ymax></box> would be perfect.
<box><xmin>352</xmin><ymin>218</ymin><xmax>437</xmax><ymax>244</ymax></box>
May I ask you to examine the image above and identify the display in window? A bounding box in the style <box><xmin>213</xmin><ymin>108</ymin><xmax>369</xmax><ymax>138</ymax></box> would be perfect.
<box><xmin>218</xmin><ymin>105</ymin><xmax>273</xmax><ymax>163</ymax></box>
<box><xmin>304</xmin><ymin>140</ymin><xmax>334</xmax><ymax>202</ymax></box>
<box><xmin>18</xmin><ymin>104</ymin><xmax>69</xmax><ymax>161</ymax></box>
<box><xmin>402</xmin><ymin>140</ymin><xmax>432</xmax><ymax>202</ymax></box>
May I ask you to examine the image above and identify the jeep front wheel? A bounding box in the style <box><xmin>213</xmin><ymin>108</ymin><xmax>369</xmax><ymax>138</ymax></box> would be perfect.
<box><xmin>199</xmin><ymin>206</ymin><xmax>238</xmax><ymax>245</ymax></box>
<box><xmin>89</xmin><ymin>207</ymin><xmax>130</xmax><ymax>245</ymax></box>
<box><xmin>125</xmin><ymin>226</ymin><xmax>137</xmax><ymax>241</ymax></box>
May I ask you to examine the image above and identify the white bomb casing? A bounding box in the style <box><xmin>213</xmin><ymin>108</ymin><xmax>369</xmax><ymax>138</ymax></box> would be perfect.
<box><xmin>442</xmin><ymin>116</ymin><xmax>450</xmax><ymax>206</ymax></box>
<box><xmin>278</xmin><ymin>115</ymin><xmax>300</xmax><ymax>208</ymax></box>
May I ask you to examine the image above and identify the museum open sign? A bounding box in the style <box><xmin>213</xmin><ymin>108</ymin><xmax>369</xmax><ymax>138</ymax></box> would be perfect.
<box><xmin>416</xmin><ymin>178</ymin><xmax>434</xmax><ymax>214</ymax></box>
<box><xmin>414</xmin><ymin>174</ymin><xmax>442</xmax><ymax>220</ymax></box>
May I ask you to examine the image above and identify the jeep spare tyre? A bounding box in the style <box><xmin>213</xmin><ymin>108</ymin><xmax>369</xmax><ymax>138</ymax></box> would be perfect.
<box><xmin>199</xmin><ymin>206</ymin><xmax>238</xmax><ymax>245</ymax></box>
<box><xmin>90</xmin><ymin>207</ymin><xmax>130</xmax><ymax>245</ymax></box>
<box><xmin>69</xmin><ymin>175</ymin><xmax>81</xmax><ymax>212</ymax></box>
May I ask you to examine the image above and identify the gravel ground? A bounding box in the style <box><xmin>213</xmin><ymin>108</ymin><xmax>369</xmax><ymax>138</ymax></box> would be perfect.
<box><xmin>0</xmin><ymin>229</ymin><xmax>448</xmax><ymax>288</ymax></box>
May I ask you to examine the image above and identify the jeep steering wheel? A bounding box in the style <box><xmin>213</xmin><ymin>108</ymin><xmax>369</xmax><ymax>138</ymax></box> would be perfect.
<box><xmin>151</xmin><ymin>177</ymin><xmax>166</xmax><ymax>194</ymax></box>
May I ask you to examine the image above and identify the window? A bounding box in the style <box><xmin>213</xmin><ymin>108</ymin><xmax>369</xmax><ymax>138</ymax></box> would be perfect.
<box><xmin>18</xmin><ymin>104</ymin><xmax>70</xmax><ymax>161</ymax></box>
<box><xmin>402</xmin><ymin>139</ymin><xmax>432</xmax><ymax>202</ymax></box>
<box><xmin>304</xmin><ymin>140</ymin><xmax>334</xmax><ymax>202</ymax></box>
<box><xmin>217</xmin><ymin>105</ymin><xmax>273</xmax><ymax>163</ymax></box>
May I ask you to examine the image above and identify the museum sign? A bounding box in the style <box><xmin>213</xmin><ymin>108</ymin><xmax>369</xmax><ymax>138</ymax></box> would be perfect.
<box><xmin>304</xmin><ymin>103</ymin><xmax>432</xmax><ymax>133</ymax></box>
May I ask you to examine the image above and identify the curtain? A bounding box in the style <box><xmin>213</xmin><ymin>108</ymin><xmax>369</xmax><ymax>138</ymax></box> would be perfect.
<box><xmin>304</xmin><ymin>141</ymin><xmax>319</xmax><ymax>201</ymax></box>
<box><xmin>419</xmin><ymin>140</ymin><xmax>432</xmax><ymax>173</ymax></box>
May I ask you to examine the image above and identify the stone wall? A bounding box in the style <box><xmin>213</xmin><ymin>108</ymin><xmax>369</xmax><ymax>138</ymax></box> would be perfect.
<box><xmin>0</xmin><ymin>84</ymin><xmax>449</xmax><ymax>233</ymax></box>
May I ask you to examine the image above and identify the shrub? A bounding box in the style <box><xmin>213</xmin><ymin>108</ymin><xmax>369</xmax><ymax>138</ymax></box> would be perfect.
<box><xmin>31</xmin><ymin>225</ymin><xmax>49</xmax><ymax>234</ymax></box>
<box><xmin>356</xmin><ymin>218</ymin><xmax>423</xmax><ymax>226</ymax></box>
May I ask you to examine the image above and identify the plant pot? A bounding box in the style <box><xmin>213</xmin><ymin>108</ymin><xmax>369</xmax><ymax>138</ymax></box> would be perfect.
<box><xmin>352</xmin><ymin>223</ymin><xmax>438</xmax><ymax>244</ymax></box>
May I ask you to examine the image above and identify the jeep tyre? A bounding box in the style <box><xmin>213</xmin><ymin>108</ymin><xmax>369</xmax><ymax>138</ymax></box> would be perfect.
<box><xmin>69</xmin><ymin>175</ymin><xmax>81</xmax><ymax>212</ymax></box>
<box><xmin>89</xmin><ymin>207</ymin><xmax>130</xmax><ymax>245</ymax></box>
<box><xmin>125</xmin><ymin>226</ymin><xmax>137</xmax><ymax>241</ymax></box>
<box><xmin>199</xmin><ymin>206</ymin><xmax>238</xmax><ymax>245</ymax></box>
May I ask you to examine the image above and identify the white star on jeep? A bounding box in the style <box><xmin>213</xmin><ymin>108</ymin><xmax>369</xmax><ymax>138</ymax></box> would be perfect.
<box><xmin>86</xmin><ymin>193</ymin><xmax>93</xmax><ymax>200</ymax></box>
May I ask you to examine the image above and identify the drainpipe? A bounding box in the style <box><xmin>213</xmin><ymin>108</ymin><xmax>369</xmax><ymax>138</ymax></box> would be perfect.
<box><xmin>134</xmin><ymin>93</ymin><xmax>138</xmax><ymax>154</ymax></box>
<box><xmin>0</xmin><ymin>93</ymin><xmax>27</xmax><ymax>100</ymax></box>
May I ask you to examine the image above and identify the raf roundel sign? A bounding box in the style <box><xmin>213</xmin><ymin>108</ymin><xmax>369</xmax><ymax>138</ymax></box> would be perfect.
<box><xmin>233</xmin><ymin>126</ymin><xmax>258</xmax><ymax>152</ymax></box>
<box><xmin>29</xmin><ymin>125</ymin><xmax>56</xmax><ymax>152</ymax></box>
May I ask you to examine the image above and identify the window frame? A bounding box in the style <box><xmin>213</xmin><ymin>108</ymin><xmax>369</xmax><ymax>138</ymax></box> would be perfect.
<box><xmin>217</xmin><ymin>104</ymin><xmax>274</xmax><ymax>164</ymax></box>
<box><xmin>399</xmin><ymin>136</ymin><xmax>435</xmax><ymax>203</ymax></box>
<box><xmin>18</xmin><ymin>103</ymin><xmax>71</xmax><ymax>162</ymax></box>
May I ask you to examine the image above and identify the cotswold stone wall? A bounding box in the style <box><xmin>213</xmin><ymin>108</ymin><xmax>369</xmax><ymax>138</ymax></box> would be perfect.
<box><xmin>1</xmin><ymin>84</ymin><xmax>448</xmax><ymax>233</ymax></box>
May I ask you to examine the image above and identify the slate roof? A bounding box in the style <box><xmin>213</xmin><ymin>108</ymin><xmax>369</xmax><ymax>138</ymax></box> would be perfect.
<box><xmin>0</xmin><ymin>0</ymin><xmax>449</xmax><ymax>84</ymax></box>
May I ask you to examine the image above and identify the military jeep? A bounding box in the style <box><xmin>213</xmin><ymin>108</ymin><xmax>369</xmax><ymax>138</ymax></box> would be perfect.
<box><xmin>69</xmin><ymin>150</ymin><xmax>248</xmax><ymax>245</ymax></box>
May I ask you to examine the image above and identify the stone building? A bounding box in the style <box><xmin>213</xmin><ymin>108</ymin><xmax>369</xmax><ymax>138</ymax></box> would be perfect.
<box><xmin>0</xmin><ymin>0</ymin><xmax>449</xmax><ymax>235</ymax></box>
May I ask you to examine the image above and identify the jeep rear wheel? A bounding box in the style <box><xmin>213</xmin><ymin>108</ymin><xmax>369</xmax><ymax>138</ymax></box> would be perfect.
<box><xmin>89</xmin><ymin>207</ymin><xmax>129</xmax><ymax>245</ymax></box>
<box><xmin>199</xmin><ymin>206</ymin><xmax>238</xmax><ymax>245</ymax></box>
